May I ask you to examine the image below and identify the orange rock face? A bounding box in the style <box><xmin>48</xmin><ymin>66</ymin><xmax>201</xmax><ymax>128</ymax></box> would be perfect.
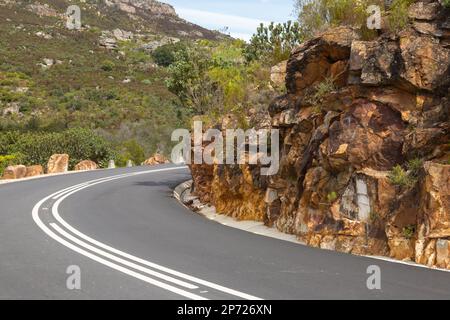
<box><xmin>47</xmin><ymin>154</ymin><xmax>69</xmax><ymax>174</ymax></box>
<box><xmin>189</xmin><ymin>1</ymin><xmax>450</xmax><ymax>269</ymax></box>
<box><xmin>74</xmin><ymin>160</ymin><xmax>98</xmax><ymax>171</ymax></box>
<box><xmin>2</xmin><ymin>165</ymin><xmax>27</xmax><ymax>180</ymax></box>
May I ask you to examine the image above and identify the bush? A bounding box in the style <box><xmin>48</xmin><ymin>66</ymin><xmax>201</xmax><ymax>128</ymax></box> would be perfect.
<box><xmin>388</xmin><ymin>159</ymin><xmax>423</xmax><ymax>188</ymax></box>
<box><xmin>388</xmin><ymin>165</ymin><xmax>412</xmax><ymax>187</ymax></box>
<box><xmin>100</xmin><ymin>60</ymin><xmax>115</xmax><ymax>72</ymax></box>
<box><xmin>244</xmin><ymin>21</ymin><xmax>303</xmax><ymax>64</ymax></box>
<box><xmin>294</xmin><ymin>0</ymin><xmax>417</xmax><ymax>38</ymax></box>
<box><xmin>294</xmin><ymin>0</ymin><xmax>373</xmax><ymax>38</ymax></box>
<box><xmin>327</xmin><ymin>191</ymin><xmax>338</xmax><ymax>203</ymax></box>
<box><xmin>152</xmin><ymin>42</ymin><xmax>187</xmax><ymax>67</ymax></box>
<box><xmin>402</xmin><ymin>225</ymin><xmax>416</xmax><ymax>239</ymax></box>
<box><xmin>117</xmin><ymin>139</ymin><xmax>146</xmax><ymax>166</ymax></box>
<box><xmin>388</xmin><ymin>0</ymin><xmax>415</xmax><ymax>32</ymax></box>
<box><xmin>0</xmin><ymin>128</ymin><xmax>116</xmax><ymax>169</ymax></box>
<box><xmin>165</xmin><ymin>40</ymin><xmax>276</xmax><ymax>123</ymax></box>
<box><xmin>165</xmin><ymin>44</ymin><xmax>214</xmax><ymax>114</ymax></box>
<box><xmin>306</xmin><ymin>76</ymin><xmax>336</xmax><ymax>111</ymax></box>
<box><xmin>444</xmin><ymin>0</ymin><xmax>450</xmax><ymax>8</ymax></box>
<box><xmin>406</xmin><ymin>158</ymin><xmax>423</xmax><ymax>178</ymax></box>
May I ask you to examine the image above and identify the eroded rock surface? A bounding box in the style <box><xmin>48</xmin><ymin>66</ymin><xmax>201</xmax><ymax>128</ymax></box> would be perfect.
<box><xmin>190</xmin><ymin>1</ymin><xmax>450</xmax><ymax>269</ymax></box>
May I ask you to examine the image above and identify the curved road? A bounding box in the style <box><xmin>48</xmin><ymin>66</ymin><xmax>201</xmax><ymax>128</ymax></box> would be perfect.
<box><xmin>0</xmin><ymin>164</ymin><xmax>449</xmax><ymax>300</ymax></box>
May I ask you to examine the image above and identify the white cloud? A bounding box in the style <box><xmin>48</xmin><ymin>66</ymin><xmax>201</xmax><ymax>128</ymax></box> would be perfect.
<box><xmin>176</xmin><ymin>7</ymin><xmax>271</xmax><ymax>41</ymax></box>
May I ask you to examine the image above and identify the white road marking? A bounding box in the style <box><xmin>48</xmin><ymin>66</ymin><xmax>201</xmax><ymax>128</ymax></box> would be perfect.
<box><xmin>50</xmin><ymin>223</ymin><xmax>199</xmax><ymax>289</ymax></box>
<box><xmin>33</xmin><ymin>167</ymin><xmax>263</xmax><ymax>300</ymax></box>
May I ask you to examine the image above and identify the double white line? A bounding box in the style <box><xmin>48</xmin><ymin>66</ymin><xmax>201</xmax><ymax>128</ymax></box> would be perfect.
<box><xmin>32</xmin><ymin>167</ymin><xmax>262</xmax><ymax>300</ymax></box>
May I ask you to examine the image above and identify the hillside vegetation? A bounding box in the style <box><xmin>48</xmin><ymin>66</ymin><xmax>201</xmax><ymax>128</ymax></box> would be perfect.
<box><xmin>0</xmin><ymin>0</ymin><xmax>227</xmax><ymax>171</ymax></box>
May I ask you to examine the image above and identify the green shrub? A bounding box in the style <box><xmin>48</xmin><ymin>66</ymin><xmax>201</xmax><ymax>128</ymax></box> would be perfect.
<box><xmin>388</xmin><ymin>0</ymin><xmax>415</xmax><ymax>32</ymax></box>
<box><xmin>0</xmin><ymin>128</ymin><xmax>116</xmax><ymax>169</ymax></box>
<box><xmin>443</xmin><ymin>0</ymin><xmax>450</xmax><ymax>8</ymax></box>
<box><xmin>244</xmin><ymin>21</ymin><xmax>303</xmax><ymax>64</ymax></box>
<box><xmin>388</xmin><ymin>159</ymin><xmax>423</xmax><ymax>188</ymax></box>
<box><xmin>100</xmin><ymin>60</ymin><xmax>115</xmax><ymax>72</ymax></box>
<box><xmin>406</xmin><ymin>158</ymin><xmax>423</xmax><ymax>178</ymax></box>
<box><xmin>152</xmin><ymin>42</ymin><xmax>187</xmax><ymax>67</ymax></box>
<box><xmin>165</xmin><ymin>44</ymin><xmax>215</xmax><ymax>115</ymax></box>
<box><xmin>117</xmin><ymin>139</ymin><xmax>146</xmax><ymax>167</ymax></box>
<box><xmin>294</xmin><ymin>0</ymin><xmax>375</xmax><ymax>38</ymax></box>
<box><xmin>388</xmin><ymin>165</ymin><xmax>412</xmax><ymax>187</ymax></box>
<box><xmin>402</xmin><ymin>225</ymin><xmax>416</xmax><ymax>239</ymax></box>
<box><xmin>307</xmin><ymin>76</ymin><xmax>336</xmax><ymax>111</ymax></box>
<box><xmin>327</xmin><ymin>191</ymin><xmax>338</xmax><ymax>203</ymax></box>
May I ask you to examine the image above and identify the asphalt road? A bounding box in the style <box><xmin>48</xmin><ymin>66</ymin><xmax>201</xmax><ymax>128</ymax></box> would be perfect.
<box><xmin>0</xmin><ymin>164</ymin><xmax>449</xmax><ymax>300</ymax></box>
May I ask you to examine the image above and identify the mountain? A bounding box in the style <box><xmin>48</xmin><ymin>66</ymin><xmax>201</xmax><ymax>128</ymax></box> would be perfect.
<box><xmin>1</xmin><ymin>0</ymin><xmax>224</xmax><ymax>40</ymax></box>
<box><xmin>0</xmin><ymin>0</ymin><xmax>226</xmax><ymax>156</ymax></box>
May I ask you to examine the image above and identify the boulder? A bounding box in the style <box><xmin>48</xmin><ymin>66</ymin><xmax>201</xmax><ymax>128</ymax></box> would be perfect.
<box><xmin>2</xmin><ymin>102</ymin><xmax>20</xmax><ymax>116</ymax></box>
<box><xmin>25</xmin><ymin>165</ymin><xmax>44</xmax><ymax>177</ymax></box>
<box><xmin>408</xmin><ymin>2</ymin><xmax>441</xmax><ymax>20</ymax></box>
<box><xmin>143</xmin><ymin>153</ymin><xmax>170</xmax><ymax>166</ymax></box>
<box><xmin>286</xmin><ymin>26</ymin><xmax>359</xmax><ymax>94</ymax></box>
<box><xmin>74</xmin><ymin>160</ymin><xmax>98</xmax><ymax>171</ymax></box>
<box><xmin>47</xmin><ymin>154</ymin><xmax>69</xmax><ymax>174</ymax></box>
<box><xmin>112</xmin><ymin>28</ymin><xmax>134</xmax><ymax>41</ymax></box>
<box><xmin>399</xmin><ymin>31</ymin><xmax>450</xmax><ymax>91</ymax></box>
<box><xmin>2</xmin><ymin>165</ymin><xmax>27</xmax><ymax>180</ymax></box>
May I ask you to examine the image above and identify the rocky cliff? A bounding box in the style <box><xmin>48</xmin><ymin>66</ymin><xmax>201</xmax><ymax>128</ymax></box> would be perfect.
<box><xmin>190</xmin><ymin>0</ymin><xmax>450</xmax><ymax>269</ymax></box>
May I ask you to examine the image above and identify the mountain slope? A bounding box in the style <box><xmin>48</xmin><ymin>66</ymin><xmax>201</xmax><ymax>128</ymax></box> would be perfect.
<box><xmin>0</xmin><ymin>0</ymin><xmax>225</xmax><ymax>156</ymax></box>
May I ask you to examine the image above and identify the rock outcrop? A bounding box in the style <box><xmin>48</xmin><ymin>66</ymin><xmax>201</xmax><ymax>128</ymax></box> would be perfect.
<box><xmin>190</xmin><ymin>1</ymin><xmax>450</xmax><ymax>269</ymax></box>
<box><xmin>143</xmin><ymin>153</ymin><xmax>170</xmax><ymax>165</ymax></box>
<box><xmin>105</xmin><ymin>0</ymin><xmax>177</xmax><ymax>17</ymax></box>
<box><xmin>74</xmin><ymin>160</ymin><xmax>98</xmax><ymax>171</ymax></box>
<box><xmin>2</xmin><ymin>165</ymin><xmax>27</xmax><ymax>180</ymax></box>
<box><xmin>47</xmin><ymin>154</ymin><xmax>69</xmax><ymax>174</ymax></box>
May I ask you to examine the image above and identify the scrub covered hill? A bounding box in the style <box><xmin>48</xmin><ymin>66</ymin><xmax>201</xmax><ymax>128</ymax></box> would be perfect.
<box><xmin>0</xmin><ymin>0</ymin><xmax>226</xmax><ymax>166</ymax></box>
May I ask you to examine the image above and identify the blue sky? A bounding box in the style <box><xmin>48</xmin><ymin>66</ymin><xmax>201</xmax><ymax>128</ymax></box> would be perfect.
<box><xmin>162</xmin><ymin>0</ymin><xmax>296</xmax><ymax>41</ymax></box>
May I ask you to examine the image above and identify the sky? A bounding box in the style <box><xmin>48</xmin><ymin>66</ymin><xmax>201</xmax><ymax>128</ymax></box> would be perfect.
<box><xmin>162</xmin><ymin>0</ymin><xmax>296</xmax><ymax>41</ymax></box>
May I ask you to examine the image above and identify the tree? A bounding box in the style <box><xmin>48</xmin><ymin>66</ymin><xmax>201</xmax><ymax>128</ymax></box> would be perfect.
<box><xmin>151</xmin><ymin>42</ymin><xmax>187</xmax><ymax>67</ymax></box>
<box><xmin>165</xmin><ymin>44</ymin><xmax>218</xmax><ymax>115</ymax></box>
<box><xmin>244</xmin><ymin>21</ymin><xmax>303</xmax><ymax>64</ymax></box>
